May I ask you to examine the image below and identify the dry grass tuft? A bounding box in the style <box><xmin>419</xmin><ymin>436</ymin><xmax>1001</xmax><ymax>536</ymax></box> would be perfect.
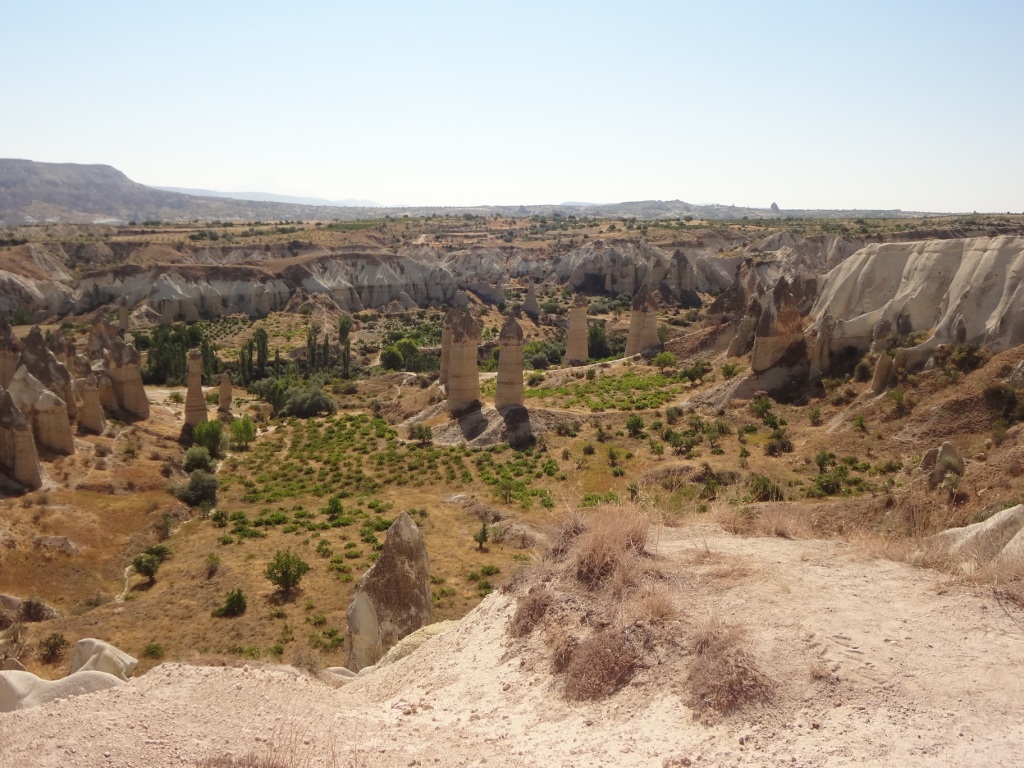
<box><xmin>570</xmin><ymin>505</ymin><xmax>650</xmax><ymax>589</ymax></box>
<box><xmin>563</xmin><ymin>625</ymin><xmax>647</xmax><ymax>701</ymax></box>
<box><xmin>509</xmin><ymin>585</ymin><xmax>553</xmax><ymax>638</ymax></box>
<box><xmin>634</xmin><ymin>585</ymin><xmax>680</xmax><ymax>623</ymax></box>
<box><xmin>546</xmin><ymin>624</ymin><xmax>578</xmax><ymax>674</ymax></box>
<box><xmin>686</xmin><ymin>614</ymin><xmax>773</xmax><ymax>716</ymax></box>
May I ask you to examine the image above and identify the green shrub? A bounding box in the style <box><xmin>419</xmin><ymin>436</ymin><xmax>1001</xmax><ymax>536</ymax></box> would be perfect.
<box><xmin>212</xmin><ymin>589</ymin><xmax>247</xmax><ymax>618</ymax></box>
<box><xmin>38</xmin><ymin>632</ymin><xmax>69</xmax><ymax>664</ymax></box>
<box><xmin>192</xmin><ymin>420</ymin><xmax>225</xmax><ymax>458</ymax></box>
<box><xmin>230</xmin><ymin>415</ymin><xmax>256</xmax><ymax>449</ymax></box>
<box><xmin>265</xmin><ymin>550</ymin><xmax>310</xmax><ymax>594</ymax></box>
<box><xmin>170</xmin><ymin>470</ymin><xmax>219</xmax><ymax>507</ymax></box>
<box><xmin>133</xmin><ymin>553</ymin><xmax>160</xmax><ymax>583</ymax></box>
<box><xmin>279</xmin><ymin>386</ymin><xmax>334</xmax><ymax>418</ymax></box>
<box><xmin>142</xmin><ymin>642</ymin><xmax>165</xmax><ymax>659</ymax></box>
<box><xmin>183</xmin><ymin>446</ymin><xmax>213</xmax><ymax>473</ymax></box>
<box><xmin>748</xmin><ymin>475</ymin><xmax>784</xmax><ymax>502</ymax></box>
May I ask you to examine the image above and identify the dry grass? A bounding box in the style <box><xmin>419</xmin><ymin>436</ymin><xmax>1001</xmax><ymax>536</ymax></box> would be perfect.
<box><xmin>686</xmin><ymin>614</ymin><xmax>773</xmax><ymax>717</ymax></box>
<box><xmin>508</xmin><ymin>585</ymin><xmax>553</xmax><ymax>638</ymax></box>
<box><xmin>563</xmin><ymin>625</ymin><xmax>647</xmax><ymax>701</ymax></box>
<box><xmin>558</xmin><ymin>505</ymin><xmax>651</xmax><ymax>589</ymax></box>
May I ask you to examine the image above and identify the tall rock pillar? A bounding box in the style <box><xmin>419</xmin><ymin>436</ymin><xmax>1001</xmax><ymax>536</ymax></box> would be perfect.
<box><xmin>446</xmin><ymin>308</ymin><xmax>481</xmax><ymax>414</ymax></box>
<box><xmin>78</xmin><ymin>375</ymin><xmax>106</xmax><ymax>435</ymax></box>
<box><xmin>495</xmin><ymin>315</ymin><xmax>525</xmax><ymax>410</ymax></box>
<box><xmin>0</xmin><ymin>388</ymin><xmax>42</xmax><ymax>490</ymax></box>
<box><xmin>625</xmin><ymin>287</ymin><xmax>660</xmax><ymax>357</ymax></box>
<box><xmin>218</xmin><ymin>373</ymin><xmax>232</xmax><ymax>414</ymax></box>
<box><xmin>439</xmin><ymin>311</ymin><xmax>453</xmax><ymax>387</ymax></box>
<box><xmin>184</xmin><ymin>349</ymin><xmax>207</xmax><ymax>427</ymax></box>
<box><xmin>564</xmin><ymin>294</ymin><xmax>589</xmax><ymax>365</ymax></box>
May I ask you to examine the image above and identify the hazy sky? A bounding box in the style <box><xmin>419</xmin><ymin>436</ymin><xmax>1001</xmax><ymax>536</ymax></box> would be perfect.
<box><xmin>3</xmin><ymin>1</ymin><xmax>1021</xmax><ymax>211</ymax></box>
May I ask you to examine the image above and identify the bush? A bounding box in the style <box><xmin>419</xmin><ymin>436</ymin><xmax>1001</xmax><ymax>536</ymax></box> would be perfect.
<box><xmin>192</xmin><ymin>420</ymin><xmax>226</xmax><ymax>458</ymax></box>
<box><xmin>626</xmin><ymin>415</ymin><xmax>645</xmax><ymax>438</ymax></box>
<box><xmin>183</xmin><ymin>446</ymin><xmax>213</xmax><ymax>473</ymax></box>
<box><xmin>279</xmin><ymin>386</ymin><xmax>334</xmax><ymax>418</ymax></box>
<box><xmin>230</xmin><ymin>415</ymin><xmax>256</xmax><ymax>449</ymax></box>
<box><xmin>142</xmin><ymin>642</ymin><xmax>165</xmax><ymax>660</ymax></box>
<box><xmin>170</xmin><ymin>470</ymin><xmax>219</xmax><ymax>507</ymax></box>
<box><xmin>38</xmin><ymin>632</ymin><xmax>69</xmax><ymax>664</ymax></box>
<box><xmin>212</xmin><ymin>589</ymin><xmax>247</xmax><ymax>618</ymax></box>
<box><xmin>686</xmin><ymin>617</ymin><xmax>772</xmax><ymax>715</ymax></box>
<box><xmin>264</xmin><ymin>550</ymin><xmax>310</xmax><ymax>594</ymax></box>
<box><xmin>133</xmin><ymin>553</ymin><xmax>160</xmax><ymax>583</ymax></box>
<box><xmin>563</xmin><ymin>626</ymin><xmax>643</xmax><ymax>701</ymax></box>
<box><xmin>748</xmin><ymin>475</ymin><xmax>784</xmax><ymax>502</ymax></box>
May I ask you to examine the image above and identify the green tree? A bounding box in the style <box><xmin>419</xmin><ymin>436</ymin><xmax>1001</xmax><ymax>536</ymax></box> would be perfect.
<box><xmin>133</xmin><ymin>553</ymin><xmax>160</xmax><ymax>584</ymax></box>
<box><xmin>626</xmin><ymin>414</ymin><xmax>645</xmax><ymax>438</ymax></box>
<box><xmin>587</xmin><ymin>323</ymin><xmax>610</xmax><ymax>360</ymax></box>
<box><xmin>230</xmin><ymin>415</ymin><xmax>256</xmax><ymax>449</ymax></box>
<box><xmin>380</xmin><ymin>346</ymin><xmax>404</xmax><ymax>370</ymax></box>
<box><xmin>650</xmin><ymin>351</ymin><xmax>677</xmax><ymax>372</ymax></box>
<box><xmin>253</xmin><ymin>327</ymin><xmax>269</xmax><ymax>379</ymax></box>
<box><xmin>473</xmin><ymin>522</ymin><xmax>489</xmax><ymax>551</ymax></box>
<box><xmin>192</xmin><ymin>420</ymin><xmax>225</xmax><ymax>457</ymax></box>
<box><xmin>264</xmin><ymin>549</ymin><xmax>310</xmax><ymax>595</ymax></box>
<box><xmin>183</xmin><ymin>445</ymin><xmax>213</xmax><ymax>472</ymax></box>
<box><xmin>212</xmin><ymin>589</ymin><xmax>247</xmax><ymax>618</ymax></box>
<box><xmin>409</xmin><ymin>423</ymin><xmax>433</xmax><ymax>445</ymax></box>
<box><xmin>170</xmin><ymin>470</ymin><xmax>219</xmax><ymax>507</ymax></box>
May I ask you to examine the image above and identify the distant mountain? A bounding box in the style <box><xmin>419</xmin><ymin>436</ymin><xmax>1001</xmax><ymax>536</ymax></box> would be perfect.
<box><xmin>0</xmin><ymin>159</ymin><xmax>937</xmax><ymax>226</ymax></box>
<box><xmin>154</xmin><ymin>187</ymin><xmax>380</xmax><ymax>208</ymax></box>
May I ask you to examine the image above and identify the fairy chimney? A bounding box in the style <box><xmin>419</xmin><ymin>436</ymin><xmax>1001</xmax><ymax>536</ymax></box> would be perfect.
<box><xmin>624</xmin><ymin>287</ymin><xmax>660</xmax><ymax>357</ymax></box>
<box><xmin>77</xmin><ymin>375</ymin><xmax>106</xmax><ymax>435</ymax></box>
<box><xmin>446</xmin><ymin>308</ymin><xmax>481</xmax><ymax>414</ymax></box>
<box><xmin>118</xmin><ymin>299</ymin><xmax>129</xmax><ymax>334</ymax></box>
<box><xmin>7</xmin><ymin>366</ymin><xmax>75</xmax><ymax>455</ymax></box>
<box><xmin>184</xmin><ymin>349</ymin><xmax>207</xmax><ymax>427</ymax></box>
<box><xmin>564</xmin><ymin>293</ymin><xmax>589</xmax><ymax>365</ymax></box>
<box><xmin>440</xmin><ymin>310</ymin><xmax>453</xmax><ymax>387</ymax></box>
<box><xmin>0</xmin><ymin>387</ymin><xmax>42</xmax><ymax>490</ymax></box>
<box><xmin>218</xmin><ymin>373</ymin><xmax>232</xmax><ymax>413</ymax></box>
<box><xmin>522</xmin><ymin>282</ymin><xmax>541</xmax><ymax>319</ymax></box>
<box><xmin>18</xmin><ymin>327</ymin><xmax>78</xmax><ymax>419</ymax></box>
<box><xmin>107</xmin><ymin>337</ymin><xmax>149</xmax><ymax>420</ymax></box>
<box><xmin>0</xmin><ymin>317</ymin><xmax>20</xmax><ymax>388</ymax></box>
<box><xmin>495</xmin><ymin>315</ymin><xmax>525</xmax><ymax>410</ymax></box>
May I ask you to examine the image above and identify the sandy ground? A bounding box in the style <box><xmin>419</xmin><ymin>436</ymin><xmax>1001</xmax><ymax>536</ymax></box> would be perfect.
<box><xmin>2</xmin><ymin>526</ymin><xmax>1023</xmax><ymax>767</ymax></box>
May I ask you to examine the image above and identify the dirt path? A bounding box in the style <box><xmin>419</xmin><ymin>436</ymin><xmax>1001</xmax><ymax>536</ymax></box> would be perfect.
<box><xmin>2</xmin><ymin>526</ymin><xmax>1022</xmax><ymax>767</ymax></box>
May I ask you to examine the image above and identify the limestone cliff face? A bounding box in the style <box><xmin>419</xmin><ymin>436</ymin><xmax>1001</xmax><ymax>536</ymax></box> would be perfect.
<box><xmin>808</xmin><ymin>236</ymin><xmax>1024</xmax><ymax>376</ymax></box>
<box><xmin>750</xmin><ymin>278</ymin><xmax>807</xmax><ymax>374</ymax></box>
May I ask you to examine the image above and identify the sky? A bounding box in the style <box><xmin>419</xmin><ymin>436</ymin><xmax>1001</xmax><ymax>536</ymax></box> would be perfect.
<box><xmin>3</xmin><ymin>1</ymin><xmax>1022</xmax><ymax>211</ymax></box>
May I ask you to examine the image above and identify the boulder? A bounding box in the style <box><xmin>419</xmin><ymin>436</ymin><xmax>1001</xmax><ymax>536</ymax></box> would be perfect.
<box><xmin>68</xmin><ymin>638</ymin><xmax>138</xmax><ymax>680</ymax></box>
<box><xmin>927</xmin><ymin>504</ymin><xmax>1024</xmax><ymax>569</ymax></box>
<box><xmin>870</xmin><ymin>352</ymin><xmax>894</xmax><ymax>394</ymax></box>
<box><xmin>0</xmin><ymin>669</ymin><xmax>123</xmax><ymax>712</ymax></box>
<box><xmin>345</xmin><ymin>512</ymin><xmax>432</xmax><ymax>672</ymax></box>
<box><xmin>923</xmin><ymin>441</ymin><xmax>965</xmax><ymax>489</ymax></box>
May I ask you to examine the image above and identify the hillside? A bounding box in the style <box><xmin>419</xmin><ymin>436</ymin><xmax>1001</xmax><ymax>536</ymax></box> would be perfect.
<box><xmin>0</xmin><ymin>160</ymin><xmax>945</xmax><ymax>226</ymax></box>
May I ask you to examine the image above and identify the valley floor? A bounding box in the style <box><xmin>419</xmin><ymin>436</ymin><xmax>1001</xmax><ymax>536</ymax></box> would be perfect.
<box><xmin>2</xmin><ymin>524</ymin><xmax>1022</xmax><ymax>767</ymax></box>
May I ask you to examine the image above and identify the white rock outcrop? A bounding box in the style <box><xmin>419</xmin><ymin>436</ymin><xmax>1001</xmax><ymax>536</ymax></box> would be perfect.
<box><xmin>0</xmin><ymin>669</ymin><xmax>123</xmax><ymax>713</ymax></box>
<box><xmin>68</xmin><ymin>638</ymin><xmax>138</xmax><ymax>681</ymax></box>
<box><xmin>345</xmin><ymin>512</ymin><xmax>432</xmax><ymax>672</ymax></box>
<box><xmin>7</xmin><ymin>366</ymin><xmax>74</xmax><ymax>455</ymax></box>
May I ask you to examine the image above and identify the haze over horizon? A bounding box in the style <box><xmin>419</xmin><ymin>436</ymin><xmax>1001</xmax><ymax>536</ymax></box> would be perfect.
<box><xmin>3</xmin><ymin>1</ymin><xmax>1021</xmax><ymax>212</ymax></box>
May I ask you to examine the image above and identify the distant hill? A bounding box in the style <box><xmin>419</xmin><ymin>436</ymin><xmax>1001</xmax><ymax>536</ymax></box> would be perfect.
<box><xmin>0</xmin><ymin>159</ymin><xmax>937</xmax><ymax>225</ymax></box>
<box><xmin>154</xmin><ymin>186</ymin><xmax>380</xmax><ymax>208</ymax></box>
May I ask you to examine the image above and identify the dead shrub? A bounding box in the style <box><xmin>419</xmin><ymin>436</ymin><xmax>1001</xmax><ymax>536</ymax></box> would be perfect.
<box><xmin>687</xmin><ymin>615</ymin><xmax>772</xmax><ymax>716</ymax></box>
<box><xmin>633</xmin><ymin>585</ymin><xmax>680</xmax><ymax>623</ymax></box>
<box><xmin>571</xmin><ymin>505</ymin><xmax>649</xmax><ymax>588</ymax></box>
<box><xmin>546</xmin><ymin>624</ymin><xmax>577</xmax><ymax>673</ymax></box>
<box><xmin>563</xmin><ymin>625</ymin><xmax>646</xmax><ymax>701</ymax></box>
<box><xmin>546</xmin><ymin>511</ymin><xmax>587</xmax><ymax>562</ymax></box>
<box><xmin>509</xmin><ymin>586</ymin><xmax>553</xmax><ymax>638</ymax></box>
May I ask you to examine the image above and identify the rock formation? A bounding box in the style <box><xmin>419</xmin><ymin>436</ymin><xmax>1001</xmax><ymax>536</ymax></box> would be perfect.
<box><xmin>749</xmin><ymin>278</ymin><xmax>807</xmax><ymax>374</ymax></box>
<box><xmin>564</xmin><ymin>294</ymin><xmax>589</xmax><ymax>365</ymax></box>
<box><xmin>0</xmin><ymin>669</ymin><xmax>124</xmax><ymax>713</ymax></box>
<box><xmin>446</xmin><ymin>308</ymin><xmax>481</xmax><ymax>414</ymax></box>
<box><xmin>184</xmin><ymin>349</ymin><xmax>207</xmax><ymax>427</ymax></box>
<box><xmin>624</xmin><ymin>287</ymin><xmax>660</xmax><ymax>357</ymax></box>
<box><xmin>870</xmin><ymin>352</ymin><xmax>895</xmax><ymax>394</ymax></box>
<box><xmin>521</xmin><ymin>282</ymin><xmax>541</xmax><ymax>319</ymax></box>
<box><xmin>0</xmin><ymin>318</ymin><xmax>21</xmax><ymax>389</ymax></box>
<box><xmin>345</xmin><ymin>512</ymin><xmax>432</xmax><ymax>672</ymax></box>
<box><xmin>107</xmin><ymin>338</ymin><xmax>149</xmax><ymax>421</ymax></box>
<box><xmin>439</xmin><ymin>309</ymin><xmax>453</xmax><ymax>387</ymax></box>
<box><xmin>17</xmin><ymin>327</ymin><xmax>77</xmax><ymax>419</ymax></box>
<box><xmin>68</xmin><ymin>639</ymin><xmax>138</xmax><ymax>681</ymax></box>
<box><xmin>927</xmin><ymin>503</ymin><xmax>1024</xmax><ymax>570</ymax></box>
<box><xmin>218</xmin><ymin>373</ymin><xmax>232</xmax><ymax>414</ymax></box>
<box><xmin>7</xmin><ymin>366</ymin><xmax>74</xmax><ymax>455</ymax></box>
<box><xmin>495</xmin><ymin>316</ymin><xmax>525</xmax><ymax>410</ymax></box>
<box><xmin>76</xmin><ymin>375</ymin><xmax>106</xmax><ymax>435</ymax></box>
<box><xmin>0</xmin><ymin>388</ymin><xmax>41</xmax><ymax>490</ymax></box>
<box><xmin>807</xmin><ymin>236</ymin><xmax>1024</xmax><ymax>376</ymax></box>
<box><xmin>117</xmin><ymin>300</ymin><xmax>129</xmax><ymax>333</ymax></box>
<box><xmin>920</xmin><ymin>441</ymin><xmax>965</xmax><ymax>490</ymax></box>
